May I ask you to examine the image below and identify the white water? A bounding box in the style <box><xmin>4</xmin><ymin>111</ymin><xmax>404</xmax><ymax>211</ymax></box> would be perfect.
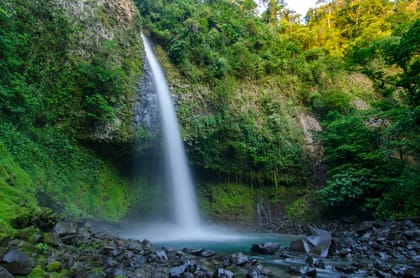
<box><xmin>141</xmin><ymin>34</ymin><xmax>201</xmax><ymax>233</ymax></box>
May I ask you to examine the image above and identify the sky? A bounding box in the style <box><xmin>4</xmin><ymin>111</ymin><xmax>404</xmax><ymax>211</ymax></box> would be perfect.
<box><xmin>286</xmin><ymin>0</ymin><xmax>319</xmax><ymax>17</ymax></box>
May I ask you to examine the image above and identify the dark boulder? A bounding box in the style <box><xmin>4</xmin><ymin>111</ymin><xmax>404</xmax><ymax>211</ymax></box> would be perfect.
<box><xmin>190</xmin><ymin>248</ymin><xmax>204</xmax><ymax>256</ymax></box>
<box><xmin>0</xmin><ymin>266</ymin><xmax>13</xmax><ymax>278</ymax></box>
<box><xmin>289</xmin><ymin>238</ymin><xmax>306</xmax><ymax>253</ymax></box>
<box><xmin>1</xmin><ymin>247</ymin><xmax>33</xmax><ymax>275</ymax></box>
<box><xmin>251</xmin><ymin>242</ymin><xmax>280</xmax><ymax>255</ymax></box>
<box><xmin>301</xmin><ymin>227</ymin><xmax>332</xmax><ymax>258</ymax></box>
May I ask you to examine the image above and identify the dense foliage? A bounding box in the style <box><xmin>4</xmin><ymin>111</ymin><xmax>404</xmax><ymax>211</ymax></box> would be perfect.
<box><xmin>137</xmin><ymin>0</ymin><xmax>419</xmax><ymax>219</ymax></box>
<box><xmin>0</xmin><ymin>0</ymin><xmax>143</xmax><ymax>227</ymax></box>
<box><xmin>0</xmin><ymin>0</ymin><xmax>418</xmax><ymax>226</ymax></box>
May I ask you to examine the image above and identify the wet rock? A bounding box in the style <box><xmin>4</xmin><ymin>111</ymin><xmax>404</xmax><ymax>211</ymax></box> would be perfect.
<box><xmin>289</xmin><ymin>238</ymin><xmax>306</xmax><ymax>253</ymax></box>
<box><xmin>213</xmin><ymin>268</ymin><xmax>234</xmax><ymax>278</ymax></box>
<box><xmin>169</xmin><ymin>263</ymin><xmax>188</xmax><ymax>278</ymax></box>
<box><xmin>251</xmin><ymin>242</ymin><xmax>280</xmax><ymax>255</ymax></box>
<box><xmin>0</xmin><ymin>266</ymin><xmax>13</xmax><ymax>278</ymax></box>
<box><xmin>1</xmin><ymin>247</ymin><xmax>33</xmax><ymax>275</ymax></box>
<box><xmin>230</xmin><ymin>252</ymin><xmax>249</xmax><ymax>266</ymax></box>
<box><xmin>305</xmin><ymin>255</ymin><xmax>325</xmax><ymax>268</ymax></box>
<box><xmin>375</xmin><ymin>269</ymin><xmax>392</xmax><ymax>278</ymax></box>
<box><xmin>303</xmin><ymin>226</ymin><xmax>332</xmax><ymax>258</ymax></box>
<box><xmin>191</xmin><ymin>248</ymin><xmax>204</xmax><ymax>256</ymax></box>
<box><xmin>53</xmin><ymin>221</ymin><xmax>78</xmax><ymax>236</ymax></box>
<box><xmin>201</xmin><ymin>250</ymin><xmax>216</xmax><ymax>258</ymax></box>
<box><xmin>175</xmin><ymin>251</ymin><xmax>188</xmax><ymax>264</ymax></box>
<box><xmin>156</xmin><ymin>249</ymin><xmax>168</xmax><ymax>260</ymax></box>
<box><xmin>288</xmin><ymin>265</ymin><xmax>316</xmax><ymax>277</ymax></box>
<box><xmin>247</xmin><ymin>264</ymin><xmax>272</xmax><ymax>278</ymax></box>
<box><xmin>335</xmin><ymin>265</ymin><xmax>357</xmax><ymax>274</ymax></box>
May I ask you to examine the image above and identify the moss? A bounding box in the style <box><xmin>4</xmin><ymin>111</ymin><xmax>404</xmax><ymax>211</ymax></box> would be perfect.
<box><xmin>199</xmin><ymin>183</ymin><xmax>256</xmax><ymax>222</ymax></box>
<box><xmin>46</xmin><ymin>261</ymin><xmax>62</xmax><ymax>272</ymax></box>
<box><xmin>0</xmin><ymin>141</ymin><xmax>41</xmax><ymax>239</ymax></box>
<box><xmin>27</xmin><ymin>265</ymin><xmax>47</xmax><ymax>278</ymax></box>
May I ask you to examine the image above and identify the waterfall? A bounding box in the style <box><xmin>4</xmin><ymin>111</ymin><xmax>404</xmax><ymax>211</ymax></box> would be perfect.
<box><xmin>141</xmin><ymin>34</ymin><xmax>201</xmax><ymax>230</ymax></box>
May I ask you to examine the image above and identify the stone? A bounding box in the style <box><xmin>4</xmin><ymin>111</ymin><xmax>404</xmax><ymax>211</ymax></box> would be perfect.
<box><xmin>53</xmin><ymin>222</ymin><xmax>78</xmax><ymax>237</ymax></box>
<box><xmin>155</xmin><ymin>249</ymin><xmax>168</xmax><ymax>260</ymax></box>
<box><xmin>302</xmin><ymin>227</ymin><xmax>332</xmax><ymax>258</ymax></box>
<box><xmin>0</xmin><ymin>266</ymin><xmax>13</xmax><ymax>278</ymax></box>
<box><xmin>169</xmin><ymin>263</ymin><xmax>187</xmax><ymax>278</ymax></box>
<box><xmin>213</xmin><ymin>268</ymin><xmax>234</xmax><ymax>278</ymax></box>
<box><xmin>289</xmin><ymin>238</ymin><xmax>306</xmax><ymax>253</ymax></box>
<box><xmin>305</xmin><ymin>255</ymin><xmax>325</xmax><ymax>268</ymax></box>
<box><xmin>2</xmin><ymin>247</ymin><xmax>33</xmax><ymax>275</ymax></box>
<box><xmin>201</xmin><ymin>250</ymin><xmax>216</xmax><ymax>258</ymax></box>
<box><xmin>190</xmin><ymin>248</ymin><xmax>204</xmax><ymax>256</ymax></box>
<box><xmin>251</xmin><ymin>242</ymin><xmax>280</xmax><ymax>255</ymax></box>
<box><xmin>247</xmin><ymin>264</ymin><xmax>272</xmax><ymax>278</ymax></box>
<box><xmin>288</xmin><ymin>265</ymin><xmax>316</xmax><ymax>277</ymax></box>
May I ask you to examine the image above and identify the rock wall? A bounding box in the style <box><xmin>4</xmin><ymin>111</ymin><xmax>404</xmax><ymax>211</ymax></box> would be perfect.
<box><xmin>55</xmin><ymin>0</ymin><xmax>144</xmax><ymax>143</ymax></box>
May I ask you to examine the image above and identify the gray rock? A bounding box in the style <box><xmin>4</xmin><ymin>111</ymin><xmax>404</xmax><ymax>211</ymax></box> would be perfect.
<box><xmin>2</xmin><ymin>247</ymin><xmax>33</xmax><ymax>275</ymax></box>
<box><xmin>156</xmin><ymin>249</ymin><xmax>168</xmax><ymax>260</ymax></box>
<box><xmin>169</xmin><ymin>264</ymin><xmax>187</xmax><ymax>278</ymax></box>
<box><xmin>201</xmin><ymin>250</ymin><xmax>216</xmax><ymax>258</ymax></box>
<box><xmin>251</xmin><ymin>242</ymin><xmax>280</xmax><ymax>255</ymax></box>
<box><xmin>247</xmin><ymin>264</ymin><xmax>272</xmax><ymax>278</ymax></box>
<box><xmin>289</xmin><ymin>238</ymin><xmax>306</xmax><ymax>253</ymax></box>
<box><xmin>303</xmin><ymin>226</ymin><xmax>332</xmax><ymax>258</ymax></box>
<box><xmin>53</xmin><ymin>222</ymin><xmax>78</xmax><ymax>236</ymax></box>
<box><xmin>288</xmin><ymin>265</ymin><xmax>316</xmax><ymax>277</ymax></box>
<box><xmin>0</xmin><ymin>266</ymin><xmax>14</xmax><ymax>278</ymax></box>
<box><xmin>213</xmin><ymin>268</ymin><xmax>234</xmax><ymax>278</ymax></box>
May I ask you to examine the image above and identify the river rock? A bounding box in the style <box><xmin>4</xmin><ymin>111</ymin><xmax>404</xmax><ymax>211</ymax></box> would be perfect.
<box><xmin>190</xmin><ymin>248</ymin><xmax>204</xmax><ymax>256</ymax></box>
<box><xmin>289</xmin><ymin>238</ymin><xmax>306</xmax><ymax>253</ymax></box>
<box><xmin>0</xmin><ymin>266</ymin><xmax>13</xmax><ymax>278</ymax></box>
<box><xmin>169</xmin><ymin>263</ymin><xmax>188</xmax><ymax>278</ymax></box>
<box><xmin>288</xmin><ymin>265</ymin><xmax>316</xmax><ymax>277</ymax></box>
<box><xmin>247</xmin><ymin>264</ymin><xmax>272</xmax><ymax>278</ymax></box>
<box><xmin>1</xmin><ymin>247</ymin><xmax>33</xmax><ymax>275</ymax></box>
<box><xmin>305</xmin><ymin>255</ymin><xmax>325</xmax><ymax>268</ymax></box>
<box><xmin>53</xmin><ymin>221</ymin><xmax>78</xmax><ymax>236</ymax></box>
<box><xmin>201</xmin><ymin>249</ymin><xmax>216</xmax><ymax>258</ymax></box>
<box><xmin>251</xmin><ymin>242</ymin><xmax>280</xmax><ymax>255</ymax></box>
<box><xmin>156</xmin><ymin>249</ymin><xmax>168</xmax><ymax>260</ymax></box>
<box><xmin>302</xmin><ymin>226</ymin><xmax>332</xmax><ymax>258</ymax></box>
<box><xmin>213</xmin><ymin>268</ymin><xmax>234</xmax><ymax>278</ymax></box>
<box><xmin>230</xmin><ymin>252</ymin><xmax>250</xmax><ymax>266</ymax></box>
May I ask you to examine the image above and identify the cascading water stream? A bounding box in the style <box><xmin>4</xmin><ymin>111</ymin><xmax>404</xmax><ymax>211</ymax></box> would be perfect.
<box><xmin>141</xmin><ymin>33</ymin><xmax>201</xmax><ymax>231</ymax></box>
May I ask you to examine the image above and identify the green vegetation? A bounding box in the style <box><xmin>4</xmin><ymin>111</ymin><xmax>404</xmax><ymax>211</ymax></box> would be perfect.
<box><xmin>199</xmin><ymin>183</ymin><xmax>256</xmax><ymax>222</ymax></box>
<box><xmin>137</xmin><ymin>0</ymin><xmax>419</xmax><ymax>220</ymax></box>
<box><xmin>0</xmin><ymin>0</ymin><xmax>144</xmax><ymax>232</ymax></box>
<box><xmin>0</xmin><ymin>0</ymin><xmax>418</xmax><ymax>239</ymax></box>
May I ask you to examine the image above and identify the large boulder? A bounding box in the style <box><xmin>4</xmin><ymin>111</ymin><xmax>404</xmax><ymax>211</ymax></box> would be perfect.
<box><xmin>289</xmin><ymin>226</ymin><xmax>332</xmax><ymax>258</ymax></box>
<box><xmin>1</xmin><ymin>247</ymin><xmax>33</xmax><ymax>275</ymax></box>
<box><xmin>303</xmin><ymin>227</ymin><xmax>332</xmax><ymax>258</ymax></box>
<box><xmin>0</xmin><ymin>266</ymin><xmax>14</xmax><ymax>278</ymax></box>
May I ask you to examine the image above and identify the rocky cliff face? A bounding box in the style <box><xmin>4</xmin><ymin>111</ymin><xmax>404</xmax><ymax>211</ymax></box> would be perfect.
<box><xmin>55</xmin><ymin>0</ymin><xmax>144</xmax><ymax>143</ymax></box>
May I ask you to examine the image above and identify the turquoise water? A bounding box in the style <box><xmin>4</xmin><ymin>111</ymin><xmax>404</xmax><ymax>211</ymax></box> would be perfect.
<box><xmin>155</xmin><ymin>233</ymin><xmax>297</xmax><ymax>255</ymax></box>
